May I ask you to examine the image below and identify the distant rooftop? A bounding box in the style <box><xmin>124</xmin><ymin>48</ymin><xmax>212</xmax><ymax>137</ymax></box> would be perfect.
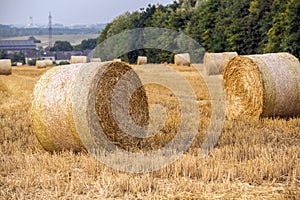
<box><xmin>0</xmin><ymin>40</ymin><xmax>36</xmax><ymax>51</ymax></box>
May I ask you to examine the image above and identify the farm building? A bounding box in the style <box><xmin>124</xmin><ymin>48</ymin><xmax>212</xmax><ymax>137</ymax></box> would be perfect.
<box><xmin>41</xmin><ymin>51</ymin><xmax>55</xmax><ymax>61</ymax></box>
<box><xmin>0</xmin><ymin>40</ymin><xmax>37</xmax><ymax>52</ymax></box>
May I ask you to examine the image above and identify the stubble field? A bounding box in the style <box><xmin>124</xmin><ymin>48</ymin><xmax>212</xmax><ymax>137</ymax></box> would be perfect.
<box><xmin>0</xmin><ymin>65</ymin><xmax>299</xmax><ymax>199</ymax></box>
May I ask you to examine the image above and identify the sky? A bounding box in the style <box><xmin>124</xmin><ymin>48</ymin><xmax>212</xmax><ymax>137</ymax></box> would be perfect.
<box><xmin>0</xmin><ymin>0</ymin><xmax>174</xmax><ymax>26</ymax></box>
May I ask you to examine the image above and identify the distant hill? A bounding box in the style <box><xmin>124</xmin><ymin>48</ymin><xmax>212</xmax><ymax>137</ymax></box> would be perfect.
<box><xmin>0</xmin><ymin>24</ymin><xmax>106</xmax><ymax>38</ymax></box>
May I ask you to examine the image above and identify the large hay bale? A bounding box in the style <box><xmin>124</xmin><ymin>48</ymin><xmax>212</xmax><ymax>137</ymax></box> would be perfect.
<box><xmin>137</xmin><ymin>56</ymin><xmax>147</xmax><ymax>65</ymax></box>
<box><xmin>45</xmin><ymin>59</ymin><xmax>53</xmax><ymax>66</ymax></box>
<box><xmin>90</xmin><ymin>58</ymin><xmax>101</xmax><ymax>62</ymax></box>
<box><xmin>223</xmin><ymin>53</ymin><xmax>300</xmax><ymax>120</ymax></box>
<box><xmin>36</xmin><ymin>60</ymin><xmax>46</xmax><ymax>69</ymax></box>
<box><xmin>0</xmin><ymin>59</ymin><xmax>12</xmax><ymax>75</ymax></box>
<box><xmin>31</xmin><ymin>62</ymin><xmax>149</xmax><ymax>152</ymax></box>
<box><xmin>204</xmin><ymin>52</ymin><xmax>238</xmax><ymax>76</ymax></box>
<box><xmin>174</xmin><ymin>53</ymin><xmax>190</xmax><ymax>66</ymax></box>
<box><xmin>113</xmin><ymin>59</ymin><xmax>121</xmax><ymax>62</ymax></box>
<box><xmin>70</xmin><ymin>56</ymin><xmax>87</xmax><ymax>64</ymax></box>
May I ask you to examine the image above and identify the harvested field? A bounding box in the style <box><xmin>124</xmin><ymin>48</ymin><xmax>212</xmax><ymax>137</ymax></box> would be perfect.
<box><xmin>0</xmin><ymin>64</ymin><xmax>299</xmax><ymax>199</ymax></box>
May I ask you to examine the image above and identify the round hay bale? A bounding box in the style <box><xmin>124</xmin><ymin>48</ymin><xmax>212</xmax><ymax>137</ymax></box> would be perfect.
<box><xmin>36</xmin><ymin>60</ymin><xmax>46</xmax><ymax>69</ymax></box>
<box><xmin>223</xmin><ymin>53</ymin><xmax>300</xmax><ymax>120</ymax></box>
<box><xmin>174</xmin><ymin>53</ymin><xmax>190</xmax><ymax>66</ymax></box>
<box><xmin>90</xmin><ymin>58</ymin><xmax>101</xmax><ymax>62</ymax></box>
<box><xmin>137</xmin><ymin>56</ymin><xmax>147</xmax><ymax>65</ymax></box>
<box><xmin>70</xmin><ymin>56</ymin><xmax>87</xmax><ymax>64</ymax></box>
<box><xmin>204</xmin><ymin>52</ymin><xmax>238</xmax><ymax>76</ymax></box>
<box><xmin>45</xmin><ymin>60</ymin><xmax>53</xmax><ymax>66</ymax></box>
<box><xmin>0</xmin><ymin>59</ymin><xmax>12</xmax><ymax>75</ymax></box>
<box><xmin>16</xmin><ymin>62</ymin><xmax>23</xmax><ymax>67</ymax></box>
<box><xmin>31</xmin><ymin>62</ymin><xmax>149</xmax><ymax>152</ymax></box>
<box><xmin>113</xmin><ymin>59</ymin><xmax>122</xmax><ymax>62</ymax></box>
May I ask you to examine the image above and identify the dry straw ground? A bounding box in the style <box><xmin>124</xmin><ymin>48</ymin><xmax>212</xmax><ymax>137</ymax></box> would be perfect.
<box><xmin>0</xmin><ymin>65</ymin><xmax>299</xmax><ymax>199</ymax></box>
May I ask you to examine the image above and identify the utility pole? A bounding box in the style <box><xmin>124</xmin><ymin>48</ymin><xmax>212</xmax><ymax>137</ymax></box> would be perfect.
<box><xmin>48</xmin><ymin>12</ymin><xmax>52</xmax><ymax>48</ymax></box>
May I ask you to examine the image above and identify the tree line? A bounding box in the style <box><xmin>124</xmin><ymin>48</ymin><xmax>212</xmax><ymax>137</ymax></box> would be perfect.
<box><xmin>97</xmin><ymin>0</ymin><xmax>300</xmax><ymax>62</ymax></box>
<box><xmin>50</xmin><ymin>38</ymin><xmax>97</xmax><ymax>51</ymax></box>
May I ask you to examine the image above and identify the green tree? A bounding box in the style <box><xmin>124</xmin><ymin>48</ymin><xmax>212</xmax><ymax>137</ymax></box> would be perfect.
<box><xmin>284</xmin><ymin>0</ymin><xmax>300</xmax><ymax>58</ymax></box>
<box><xmin>81</xmin><ymin>38</ymin><xmax>97</xmax><ymax>50</ymax></box>
<box><xmin>50</xmin><ymin>41</ymin><xmax>73</xmax><ymax>51</ymax></box>
<box><xmin>244</xmin><ymin>0</ymin><xmax>272</xmax><ymax>54</ymax></box>
<box><xmin>0</xmin><ymin>50</ymin><xmax>8</xmax><ymax>59</ymax></box>
<box><xmin>226</xmin><ymin>0</ymin><xmax>251</xmax><ymax>54</ymax></box>
<box><xmin>11</xmin><ymin>52</ymin><xmax>25</xmax><ymax>64</ymax></box>
<box><xmin>97</xmin><ymin>23</ymin><xmax>112</xmax><ymax>44</ymax></box>
<box><xmin>264</xmin><ymin>0</ymin><xmax>288</xmax><ymax>53</ymax></box>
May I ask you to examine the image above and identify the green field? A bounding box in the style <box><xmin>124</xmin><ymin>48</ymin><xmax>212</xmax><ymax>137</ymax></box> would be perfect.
<box><xmin>1</xmin><ymin>34</ymin><xmax>99</xmax><ymax>46</ymax></box>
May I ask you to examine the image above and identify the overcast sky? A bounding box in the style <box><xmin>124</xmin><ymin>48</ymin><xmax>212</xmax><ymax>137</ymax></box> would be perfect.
<box><xmin>0</xmin><ymin>0</ymin><xmax>174</xmax><ymax>25</ymax></box>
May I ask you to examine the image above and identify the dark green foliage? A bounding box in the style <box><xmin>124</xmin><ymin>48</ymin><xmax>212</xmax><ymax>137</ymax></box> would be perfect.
<box><xmin>50</xmin><ymin>41</ymin><xmax>73</xmax><ymax>51</ymax></box>
<box><xmin>97</xmin><ymin>0</ymin><xmax>300</xmax><ymax>60</ymax></box>
<box><xmin>28</xmin><ymin>58</ymin><xmax>38</xmax><ymax>66</ymax></box>
<box><xmin>73</xmin><ymin>38</ymin><xmax>97</xmax><ymax>51</ymax></box>
<box><xmin>0</xmin><ymin>50</ymin><xmax>8</xmax><ymax>59</ymax></box>
<box><xmin>284</xmin><ymin>0</ymin><xmax>300</xmax><ymax>58</ymax></box>
<box><xmin>11</xmin><ymin>52</ymin><xmax>25</xmax><ymax>64</ymax></box>
<box><xmin>59</xmin><ymin>61</ymin><xmax>70</xmax><ymax>65</ymax></box>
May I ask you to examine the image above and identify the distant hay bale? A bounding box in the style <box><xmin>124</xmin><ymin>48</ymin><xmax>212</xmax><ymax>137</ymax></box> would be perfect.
<box><xmin>137</xmin><ymin>56</ymin><xmax>147</xmax><ymax>65</ymax></box>
<box><xmin>31</xmin><ymin>61</ymin><xmax>149</xmax><ymax>152</ymax></box>
<box><xmin>70</xmin><ymin>56</ymin><xmax>87</xmax><ymax>64</ymax></box>
<box><xmin>174</xmin><ymin>53</ymin><xmax>190</xmax><ymax>66</ymax></box>
<box><xmin>90</xmin><ymin>58</ymin><xmax>101</xmax><ymax>62</ymax></box>
<box><xmin>16</xmin><ymin>62</ymin><xmax>23</xmax><ymax>66</ymax></box>
<box><xmin>36</xmin><ymin>60</ymin><xmax>46</xmax><ymax>69</ymax></box>
<box><xmin>45</xmin><ymin>60</ymin><xmax>53</xmax><ymax>66</ymax></box>
<box><xmin>223</xmin><ymin>53</ymin><xmax>300</xmax><ymax>120</ymax></box>
<box><xmin>0</xmin><ymin>59</ymin><xmax>12</xmax><ymax>75</ymax></box>
<box><xmin>204</xmin><ymin>52</ymin><xmax>238</xmax><ymax>76</ymax></box>
<box><xmin>113</xmin><ymin>59</ymin><xmax>122</xmax><ymax>62</ymax></box>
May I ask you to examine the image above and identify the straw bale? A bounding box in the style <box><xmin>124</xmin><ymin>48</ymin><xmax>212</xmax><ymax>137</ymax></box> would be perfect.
<box><xmin>16</xmin><ymin>62</ymin><xmax>23</xmax><ymax>66</ymax></box>
<box><xmin>90</xmin><ymin>58</ymin><xmax>101</xmax><ymax>62</ymax></box>
<box><xmin>0</xmin><ymin>59</ymin><xmax>12</xmax><ymax>75</ymax></box>
<box><xmin>113</xmin><ymin>59</ymin><xmax>121</xmax><ymax>62</ymax></box>
<box><xmin>174</xmin><ymin>53</ymin><xmax>190</xmax><ymax>66</ymax></box>
<box><xmin>204</xmin><ymin>52</ymin><xmax>238</xmax><ymax>76</ymax></box>
<box><xmin>137</xmin><ymin>56</ymin><xmax>147</xmax><ymax>65</ymax></box>
<box><xmin>31</xmin><ymin>62</ymin><xmax>149</xmax><ymax>152</ymax></box>
<box><xmin>45</xmin><ymin>59</ymin><xmax>53</xmax><ymax>66</ymax></box>
<box><xmin>223</xmin><ymin>53</ymin><xmax>300</xmax><ymax>120</ymax></box>
<box><xmin>70</xmin><ymin>56</ymin><xmax>87</xmax><ymax>64</ymax></box>
<box><xmin>36</xmin><ymin>60</ymin><xmax>46</xmax><ymax>69</ymax></box>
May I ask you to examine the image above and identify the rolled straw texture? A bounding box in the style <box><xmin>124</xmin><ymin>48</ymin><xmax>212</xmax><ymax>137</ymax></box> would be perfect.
<box><xmin>0</xmin><ymin>59</ymin><xmax>12</xmax><ymax>75</ymax></box>
<box><xmin>31</xmin><ymin>61</ymin><xmax>149</xmax><ymax>152</ymax></box>
<box><xmin>204</xmin><ymin>52</ymin><xmax>238</xmax><ymax>76</ymax></box>
<box><xmin>137</xmin><ymin>56</ymin><xmax>147</xmax><ymax>65</ymax></box>
<box><xmin>70</xmin><ymin>56</ymin><xmax>87</xmax><ymax>64</ymax></box>
<box><xmin>36</xmin><ymin>60</ymin><xmax>46</xmax><ymax>69</ymax></box>
<box><xmin>223</xmin><ymin>53</ymin><xmax>300</xmax><ymax>120</ymax></box>
<box><xmin>174</xmin><ymin>53</ymin><xmax>190</xmax><ymax>66</ymax></box>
